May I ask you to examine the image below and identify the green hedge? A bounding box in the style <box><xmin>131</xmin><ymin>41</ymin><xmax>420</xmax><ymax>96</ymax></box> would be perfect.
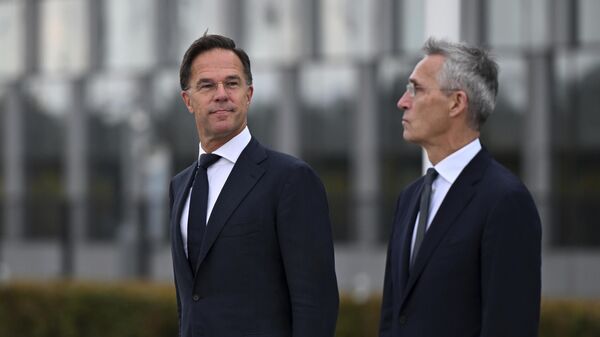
<box><xmin>539</xmin><ymin>299</ymin><xmax>600</xmax><ymax>337</ymax></box>
<box><xmin>0</xmin><ymin>282</ymin><xmax>177</xmax><ymax>337</ymax></box>
<box><xmin>0</xmin><ymin>282</ymin><xmax>599</xmax><ymax>337</ymax></box>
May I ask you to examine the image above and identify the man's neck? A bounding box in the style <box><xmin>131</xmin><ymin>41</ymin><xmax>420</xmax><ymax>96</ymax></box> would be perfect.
<box><xmin>424</xmin><ymin>131</ymin><xmax>480</xmax><ymax>165</ymax></box>
<box><xmin>200</xmin><ymin>128</ymin><xmax>245</xmax><ymax>153</ymax></box>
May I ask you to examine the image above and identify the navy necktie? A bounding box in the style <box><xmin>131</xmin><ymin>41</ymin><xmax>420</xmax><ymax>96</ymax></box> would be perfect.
<box><xmin>411</xmin><ymin>168</ymin><xmax>438</xmax><ymax>268</ymax></box>
<box><xmin>188</xmin><ymin>153</ymin><xmax>221</xmax><ymax>271</ymax></box>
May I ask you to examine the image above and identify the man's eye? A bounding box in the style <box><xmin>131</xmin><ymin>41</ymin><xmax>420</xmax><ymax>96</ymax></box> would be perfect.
<box><xmin>199</xmin><ymin>83</ymin><xmax>215</xmax><ymax>91</ymax></box>
<box><xmin>225</xmin><ymin>81</ymin><xmax>240</xmax><ymax>88</ymax></box>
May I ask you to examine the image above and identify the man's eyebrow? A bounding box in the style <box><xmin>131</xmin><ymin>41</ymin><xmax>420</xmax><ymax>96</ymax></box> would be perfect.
<box><xmin>195</xmin><ymin>78</ymin><xmax>214</xmax><ymax>85</ymax></box>
<box><xmin>195</xmin><ymin>75</ymin><xmax>242</xmax><ymax>84</ymax></box>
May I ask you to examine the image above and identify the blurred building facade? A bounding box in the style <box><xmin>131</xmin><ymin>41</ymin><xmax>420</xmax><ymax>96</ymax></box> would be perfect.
<box><xmin>1</xmin><ymin>0</ymin><xmax>599</xmax><ymax>297</ymax></box>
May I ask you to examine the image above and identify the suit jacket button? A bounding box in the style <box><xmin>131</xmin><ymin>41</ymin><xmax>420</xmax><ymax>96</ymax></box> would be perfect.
<box><xmin>192</xmin><ymin>294</ymin><xmax>200</xmax><ymax>301</ymax></box>
<box><xmin>399</xmin><ymin>314</ymin><xmax>407</xmax><ymax>325</ymax></box>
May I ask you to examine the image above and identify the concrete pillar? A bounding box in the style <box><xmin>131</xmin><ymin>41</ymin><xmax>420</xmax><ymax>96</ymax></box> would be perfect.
<box><xmin>63</xmin><ymin>77</ymin><xmax>88</xmax><ymax>277</ymax></box>
<box><xmin>352</xmin><ymin>61</ymin><xmax>380</xmax><ymax>248</ymax></box>
<box><xmin>523</xmin><ymin>51</ymin><xmax>553</xmax><ymax>250</ymax></box>
<box><xmin>306</xmin><ymin>0</ymin><xmax>320</xmax><ymax>59</ymax></box>
<box><xmin>119</xmin><ymin>73</ymin><xmax>154</xmax><ymax>279</ymax></box>
<box><xmin>223</xmin><ymin>0</ymin><xmax>245</xmax><ymax>45</ymax></box>
<box><xmin>379</xmin><ymin>0</ymin><xmax>402</xmax><ymax>54</ymax></box>
<box><xmin>275</xmin><ymin>65</ymin><xmax>301</xmax><ymax>157</ymax></box>
<box><xmin>143</xmin><ymin>145</ymin><xmax>170</xmax><ymax>257</ymax></box>
<box><xmin>23</xmin><ymin>0</ymin><xmax>40</xmax><ymax>74</ymax></box>
<box><xmin>552</xmin><ymin>0</ymin><xmax>578</xmax><ymax>47</ymax></box>
<box><xmin>3</xmin><ymin>82</ymin><xmax>25</xmax><ymax>242</ymax></box>
<box><xmin>88</xmin><ymin>0</ymin><xmax>105</xmax><ymax>71</ymax></box>
<box><xmin>460</xmin><ymin>0</ymin><xmax>487</xmax><ymax>45</ymax></box>
<box><xmin>154</xmin><ymin>0</ymin><xmax>177</xmax><ymax>66</ymax></box>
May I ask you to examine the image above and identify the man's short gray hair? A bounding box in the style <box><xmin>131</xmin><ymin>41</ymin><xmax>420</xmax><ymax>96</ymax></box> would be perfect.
<box><xmin>423</xmin><ymin>37</ymin><xmax>499</xmax><ymax>130</ymax></box>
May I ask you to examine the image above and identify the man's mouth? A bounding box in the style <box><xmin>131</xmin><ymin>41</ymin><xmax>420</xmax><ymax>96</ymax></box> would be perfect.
<box><xmin>210</xmin><ymin>108</ymin><xmax>233</xmax><ymax>114</ymax></box>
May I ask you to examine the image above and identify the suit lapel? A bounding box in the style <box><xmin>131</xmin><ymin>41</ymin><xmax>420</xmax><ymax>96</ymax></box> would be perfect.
<box><xmin>399</xmin><ymin>149</ymin><xmax>491</xmax><ymax>309</ymax></box>
<box><xmin>171</xmin><ymin>164</ymin><xmax>197</xmax><ymax>276</ymax></box>
<box><xmin>193</xmin><ymin>138</ymin><xmax>267</xmax><ymax>273</ymax></box>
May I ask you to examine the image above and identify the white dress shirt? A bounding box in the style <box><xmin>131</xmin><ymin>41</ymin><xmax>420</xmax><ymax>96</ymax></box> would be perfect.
<box><xmin>410</xmin><ymin>138</ymin><xmax>482</xmax><ymax>258</ymax></box>
<box><xmin>180</xmin><ymin>127</ymin><xmax>252</xmax><ymax>257</ymax></box>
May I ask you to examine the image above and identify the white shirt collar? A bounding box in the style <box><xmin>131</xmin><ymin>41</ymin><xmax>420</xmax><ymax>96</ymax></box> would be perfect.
<box><xmin>427</xmin><ymin>138</ymin><xmax>482</xmax><ymax>184</ymax></box>
<box><xmin>198</xmin><ymin>126</ymin><xmax>252</xmax><ymax>164</ymax></box>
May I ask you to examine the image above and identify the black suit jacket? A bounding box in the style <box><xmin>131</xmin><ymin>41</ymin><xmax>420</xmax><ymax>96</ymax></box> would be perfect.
<box><xmin>379</xmin><ymin>149</ymin><xmax>541</xmax><ymax>337</ymax></box>
<box><xmin>170</xmin><ymin>138</ymin><xmax>339</xmax><ymax>337</ymax></box>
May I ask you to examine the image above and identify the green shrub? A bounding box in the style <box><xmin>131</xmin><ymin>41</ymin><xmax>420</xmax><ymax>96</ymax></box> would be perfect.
<box><xmin>336</xmin><ymin>294</ymin><xmax>380</xmax><ymax>337</ymax></box>
<box><xmin>0</xmin><ymin>282</ymin><xmax>177</xmax><ymax>337</ymax></box>
<box><xmin>1</xmin><ymin>282</ymin><xmax>599</xmax><ymax>337</ymax></box>
<box><xmin>540</xmin><ymin>298</ymin><xmax>600</xmax><ymax>337</ymax></box>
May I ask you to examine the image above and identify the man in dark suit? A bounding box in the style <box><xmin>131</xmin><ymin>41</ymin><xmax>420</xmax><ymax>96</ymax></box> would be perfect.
<box><xmin>170</xmin><ymin>34</ymin><xmax>338</xmax><ymax>337</ymax></box>
<box><xmin>379</xmin><ymin>38</ymin><xmax>542</xmax><ymax>337</ymax></box>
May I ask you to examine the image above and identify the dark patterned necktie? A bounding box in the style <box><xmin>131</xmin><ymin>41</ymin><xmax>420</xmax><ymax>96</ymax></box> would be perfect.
<box><xmin>187</xmin><ymin>153</ymin><xmax>221</xmax><ymax>271</ymax></box>
<box><xmin>411</xmin><ymin>168</ymin><xmax>438</xmax><ymax>268</ymax></box>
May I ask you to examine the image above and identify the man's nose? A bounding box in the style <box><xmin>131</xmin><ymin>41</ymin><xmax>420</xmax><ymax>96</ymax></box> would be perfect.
<box><xmin>397</xmin><ymin>91</ymin><xmax>411</xmax><ymax>110</ymax></box>
<box><xmin>213</xmin><ymin>82</ymin><xmax>228</xmax><ymax>100</ymax></box>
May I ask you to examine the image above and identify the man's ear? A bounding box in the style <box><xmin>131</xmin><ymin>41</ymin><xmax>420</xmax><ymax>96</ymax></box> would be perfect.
<box><xmin>181</xmin><ymin>91</ymin><xmax>194</xmax><ymax>114</ymax></box>
<box><xmin>246</xmin><ymin>85</ymin><xmax>254</xmax><ymax>105</ymax></box>
<box><xmin>448</xmin><ymin>90</ymin><xmax>468</xmax><ymax>118</ymax></box>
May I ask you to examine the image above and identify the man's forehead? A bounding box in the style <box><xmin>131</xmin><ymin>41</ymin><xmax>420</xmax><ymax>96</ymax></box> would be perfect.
<box><xmin>411</xmin><ymin>55</ymin><xmax>444</xmax><ymax>82</ymax></box>
<box><xmin>192</xmin><ymin>49</ymin><xmax>244</xmax><ymax>73</ymax></box>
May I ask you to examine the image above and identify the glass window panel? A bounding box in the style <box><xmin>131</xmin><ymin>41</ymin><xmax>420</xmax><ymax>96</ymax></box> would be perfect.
<box><xmin>378</xmin><ymin>56</ymin><xmax>422</xmax><ymax>153</ymax></box>
<box><xmin>488</xmin><ymin>0</ymin><xmax>550</xmax><ymax>49</ymax></box>
<box><xmin>0</xmin><ymin>1</ymin><xmax>25</xmax><ymax>78</ymax></box>
<box><xmin>424</xmin><ymin>0</ymin><xmax>461</xmax><ymax>42</ymax></box>
<box><xmin>300</xmin><ymin>63</ymin><xmax>356</xmax><ymax>115</ymax></box>
<box><xmin>244</xmin><ymin>0</ymin><xmax>305</xmax><ymax>63</ymax></box>
<box><xmin>151</xmin><ymin>74</ymin><xmax>197</xmax><ymax>174</ymax></box>
<box><xmin>88</xmin><ymin>74</ymin><xmax>138</xmax><ymax>124</ymax></box>
<box><xmin>377</xmin><ymin>57</ymin><xmax>423</xmax><ymax>241</ymax></box>
<box><xmin>400</xmin><ymin>0</ymin><xmax>426</xmax><ymax>52</ymax></box>
<box><xmin>0</xmin><ymin>86</ymin><xmax>5</xmax><ymax>159</ymax></box>
<box><xmin>528</xmin><ymin>0</ymin><xmax>550</xmax><ymax>48</ymax></box>
<box><xmin>320</xmin><ymin>0</ymin><xmax>378</xmax><ymax>60</ymax></box>
<box><xmin>476</xmin><ymin>56</ymin><xmax>524</xmax><ymax>190</ymax></box>
<box><xmin>553</xmin><ymin>51</ymin><xmax>600</xmax><ymax>247</ymax></box>
<box><xmin>579</xmin><ymin>0</ymin><xmax>600</xmax><ymax>44</ymax></box>
<box><xmin>556</xmin><ymin>51</ymin><xmax>600</xmax><ymax>147</ymax></box>
<box><xmin>22</xmin><ymin>78</ymin><xmax>66</xmax><ymax>239</ymax></box>
<box><xmin>299</xmin><ymin>63</ymin><xmax>355</xmax><ymax>155</ymax></box>
<box><xmin>176</xmin><ymin>0</ymin><xmax>229</xmax><ymax>57</ymax></box>
<box><xmin>87</xmin><ymin>105</ymin><xmax>121</xmax><ymax>241</ymax></box>
<box><xmin>40</xmin><ymin>0</ymin><xmax>89</xmax><ymax>75</ymax></box>
<box><xmin>481</xmin><ymin>57</ymin><xmax>526</xmax><ymax>156</ymax></box>
<box><xmin>574</xmin><ymin>54</ymin><xmax>600</xmax><ymax>147</ymax></box>
<box><xmin>152</xmin><ymin>69</ymin><xmax>179</xmax><ymax>113</ymax></box>
<box><xmin>299</xmin><ymin>63</ymin><xmax>354</xmax><ymax>241</ymax></box>
<box><xmin>105</xmin><ymin>0</ymin><xmax>157</xmax><ymax>71</ymax></box>
<box><xmin>0</xmin><ymin>178</ymin><xmax>3</xmax><ymax>239</ymax></box>
<box><xmin>488</xmin><ymin>0</ymin><xmax>524</xmax><ymax>48</ymax></box>
<box><xmin>246</xmin><ymin>68</ymin><xmax>278</xmax><ymax>147</ymax></box>
<box><xmin>87</xmin><ymin>75</ymin><xmax>139</xmax><ymax>240</ymax></box>
<box><xmin>0</xmin><ymin>88</ymin><xmax>4</xmax><ymax>239</ymax></box>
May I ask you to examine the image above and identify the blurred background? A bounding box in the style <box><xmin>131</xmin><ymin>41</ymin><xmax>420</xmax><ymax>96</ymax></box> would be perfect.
<box><xmin>0</xmin><ymin>0</ymin><xmax>599</xmax><ymax>301</ymax></box>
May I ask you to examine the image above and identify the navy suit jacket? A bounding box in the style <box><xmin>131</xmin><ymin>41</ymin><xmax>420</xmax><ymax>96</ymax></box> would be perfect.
<box><xmin>379</xmin><ymin>149</ymin><xmax>541</xmax><ymax>337</ymax></box>
<box><xmin>169</xmin><ymin>138</ymin><xmax>339</xmax><ymax>337</ymax></box>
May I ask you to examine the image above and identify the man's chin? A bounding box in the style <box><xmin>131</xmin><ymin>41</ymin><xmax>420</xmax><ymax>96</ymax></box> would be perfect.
<box><xmin>213</xmin><ymin>125</ymin><xmax>244</xmax><ymax>138</ymax></box>
<box><xmin>402</xmin><ymin>133</ymin><xmax>423</xmax><ymax>145</ymax></box>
